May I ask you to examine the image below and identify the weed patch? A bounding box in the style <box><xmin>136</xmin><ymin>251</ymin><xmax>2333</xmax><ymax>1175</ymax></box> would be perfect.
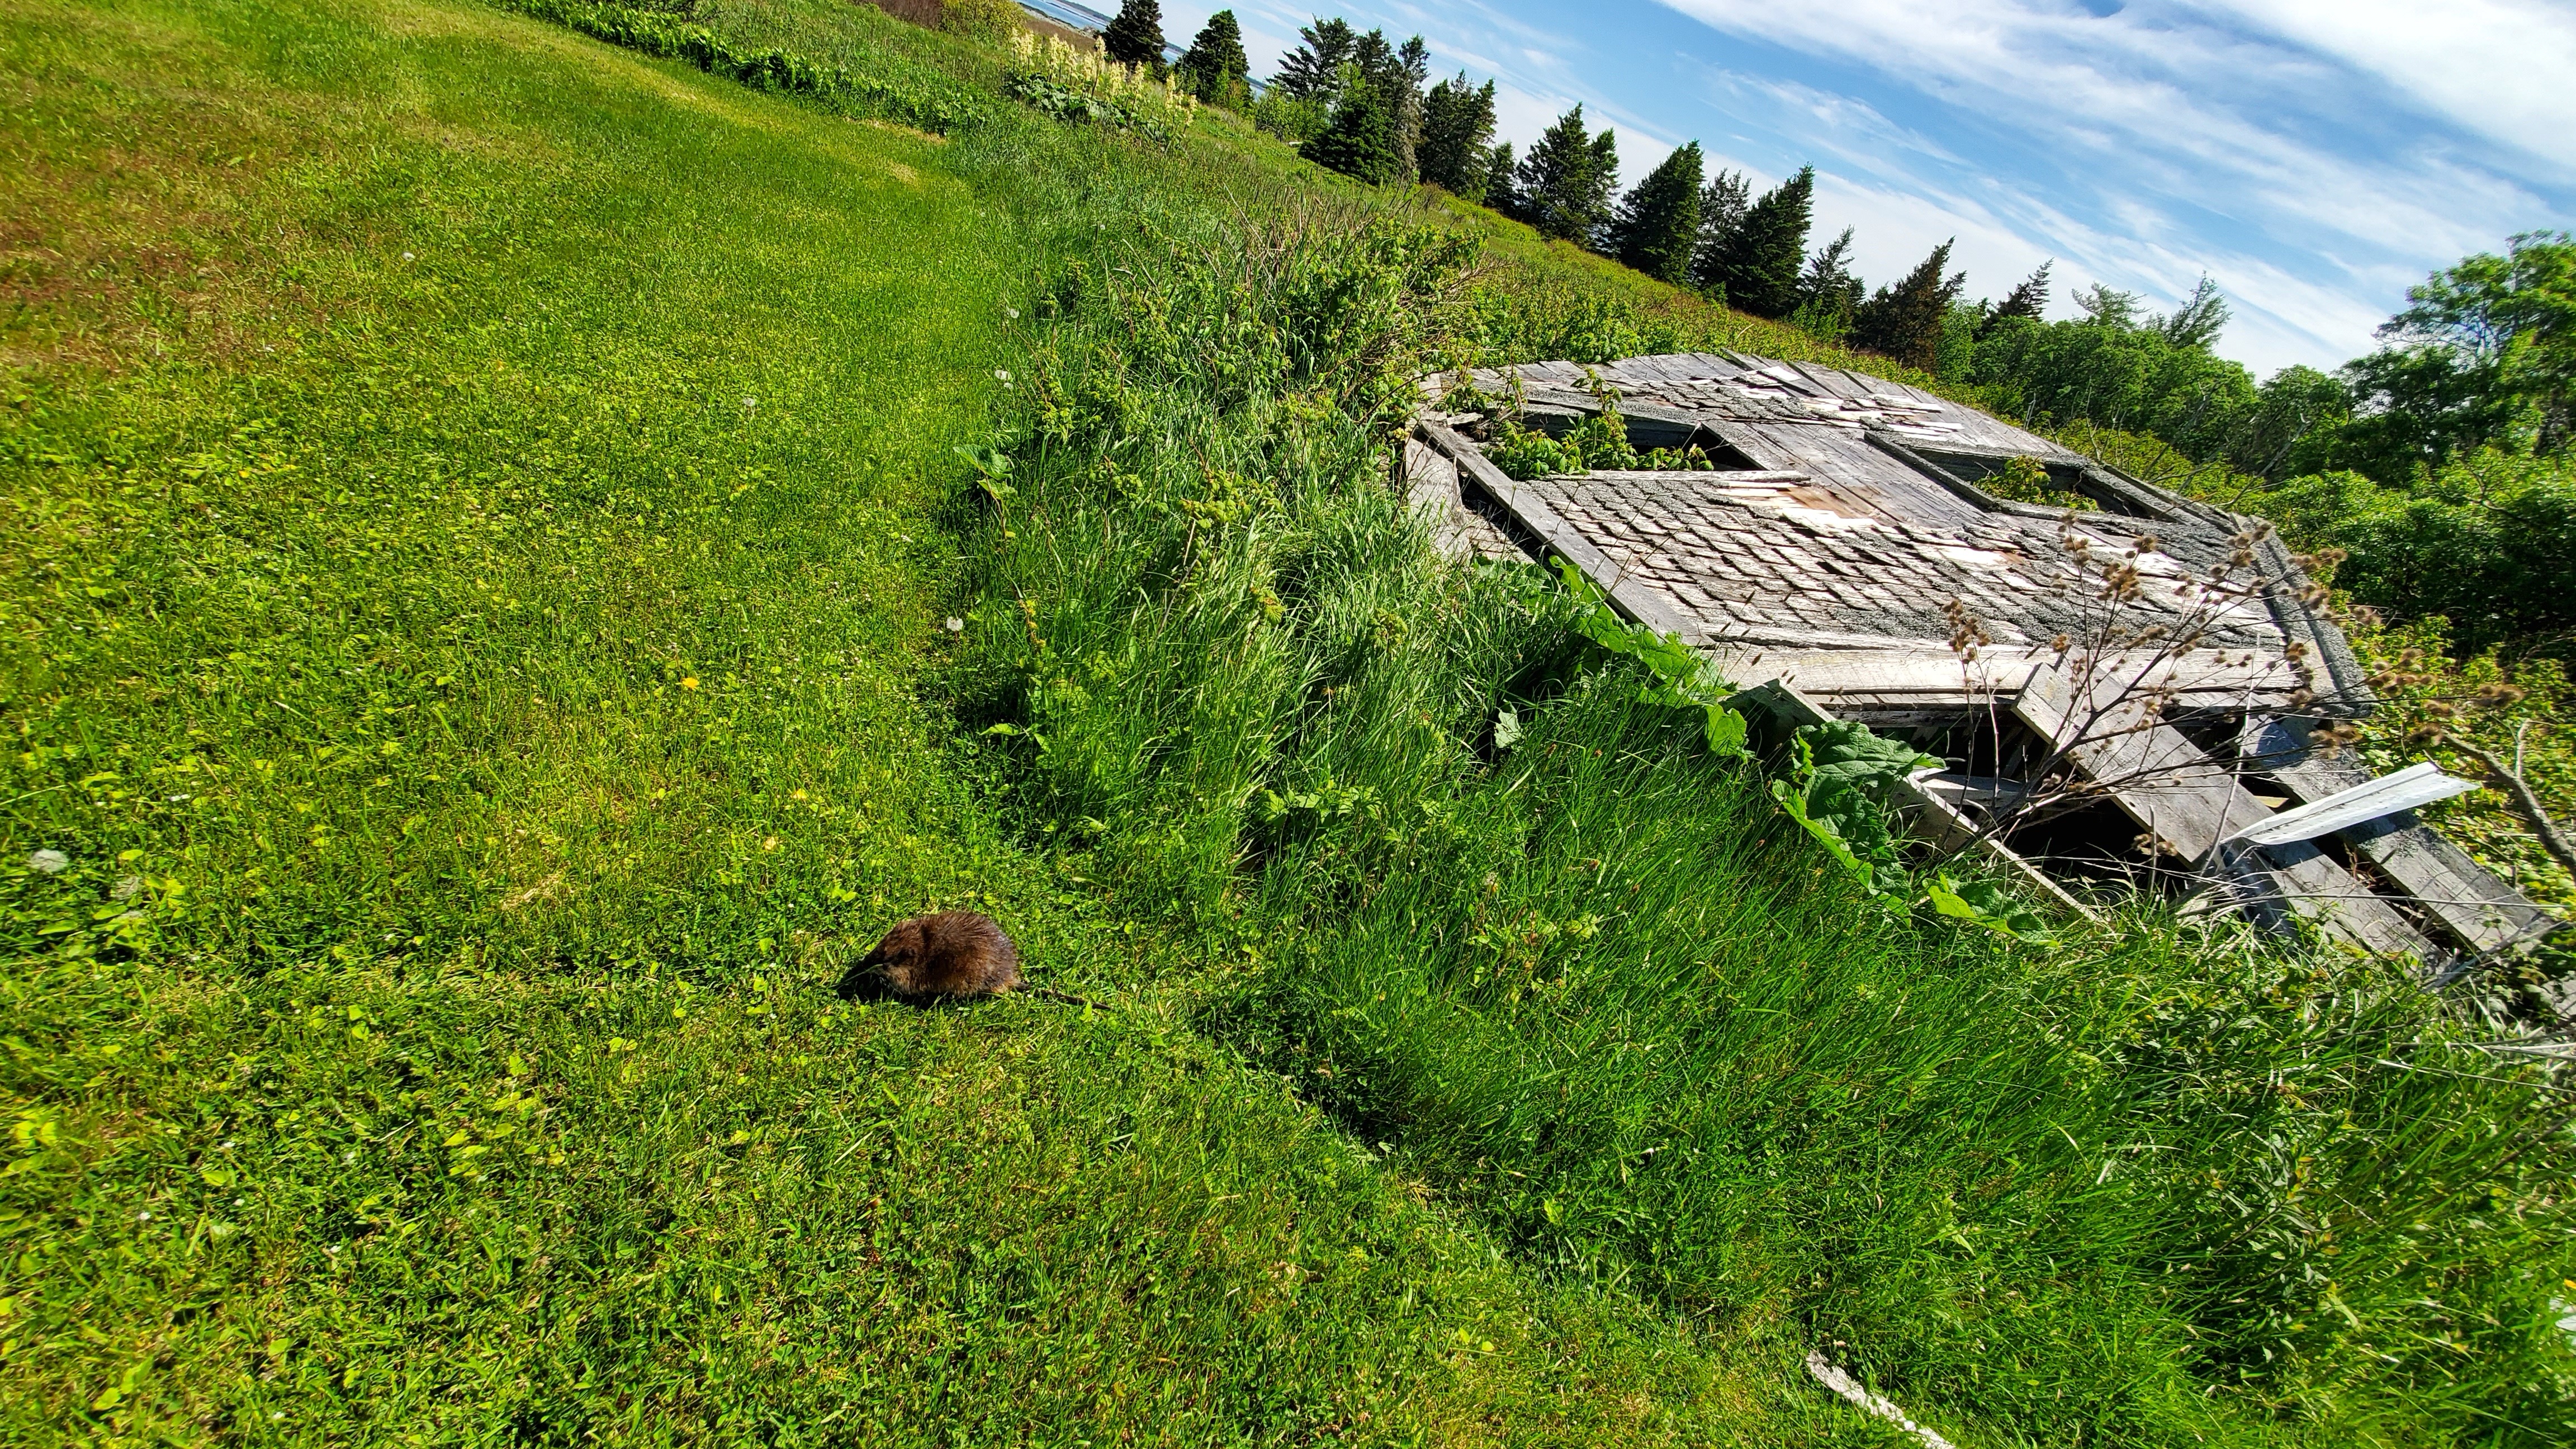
<box><xmin>959</xmin><ymin>136</ymin><xmax>2576</xmax><ymax>1449</ymax></box>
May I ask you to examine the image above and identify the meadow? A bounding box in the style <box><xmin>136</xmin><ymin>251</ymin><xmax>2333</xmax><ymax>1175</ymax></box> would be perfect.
<box><xmin>2</xmin><ymin>0</ymin><xmax>2569</xmax><ymax>1445</ymax></box>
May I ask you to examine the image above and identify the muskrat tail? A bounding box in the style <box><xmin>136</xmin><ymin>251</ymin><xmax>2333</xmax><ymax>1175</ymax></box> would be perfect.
<box><xmin>1027</xmin><ymin>984</ymin><xmax>1113</xmax><ymax>1011</ymax></box>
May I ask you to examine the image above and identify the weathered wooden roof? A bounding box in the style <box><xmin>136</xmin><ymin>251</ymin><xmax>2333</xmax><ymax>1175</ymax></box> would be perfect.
<box><xmin>1407</xmin><ymin>352</ymin><xmax>2554</xmax><ymax>972</ymax></box>
<box><xmin>1410</xmin><ymin>351</ymin><xmax>2362</xmax><ymax>712</ymax></box>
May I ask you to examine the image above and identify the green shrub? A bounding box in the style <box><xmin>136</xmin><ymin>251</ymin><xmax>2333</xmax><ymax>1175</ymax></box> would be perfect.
<box><xmin>1248</xmin><ymin>91</ymin><xmax>1328</xmax><ymax>144</ymax></box>
<box><xmin>495</xmin><ymin>0</ymin><xmax>988</xmax><ymax>133</ymax></box>
<box><xmin>2271</xmin><ymin>449</ymin><xmax>2576</xmax><ymax>652</ymax></box>
<box><xmin>937</xmin><ymin>0</ymin><xmax>1020</xmax><ymax>42</ymax></box>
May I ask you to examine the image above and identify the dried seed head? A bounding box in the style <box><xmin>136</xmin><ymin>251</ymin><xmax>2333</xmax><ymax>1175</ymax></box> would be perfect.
<box><xmin>2474</xmin><ymin>681</ymin><xmax>2527</xmax><ymax>708</ymax></box>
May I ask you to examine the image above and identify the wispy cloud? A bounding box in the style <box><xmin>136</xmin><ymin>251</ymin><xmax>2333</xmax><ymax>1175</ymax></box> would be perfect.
<box><xmin>2214</xmin><ymin>0</ymin><xmax>2576</xmax><ymax>171</ymax></box>
<box><xmin>1168</xmin><ymin>0</ymin><xmax>2573</xmax><ymax>372</ymax></box>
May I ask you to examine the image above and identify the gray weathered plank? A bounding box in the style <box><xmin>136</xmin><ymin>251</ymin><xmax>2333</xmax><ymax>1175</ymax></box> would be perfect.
<box><xmin>2015</xmin><ymin>661</ymin><xmax>2431</xmax><ymax>957</ymax></box>
<box><xmin>2244</xmin><ymin>717</ymin><xmax>2555</xmax><ymax>954</ymax></box>
<box><xmin>2015</xmin><ymin>662</ymin><xmax>2265</xmax><ymax>859</ymax></box>
<box><xmin>1689</xmin><ymin>643</ymin><xmax>2294</xmax><ymax>708</ymax></box>
<box><xmin>1414</xmin><ymin>420</ymin><xmax>1698</xmax><ymax>642</ymax></box>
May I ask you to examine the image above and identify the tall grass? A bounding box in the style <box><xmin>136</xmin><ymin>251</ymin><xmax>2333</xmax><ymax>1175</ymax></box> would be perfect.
<box><xmin>0</xmin><ymin>0</ymin><xmax>1844</xmax><ymax>1439</ymax></box>
<box><xmin>958</xmin><ymin>187</ymin><xmax>2576</xmax><ymax>1447</ymax></box>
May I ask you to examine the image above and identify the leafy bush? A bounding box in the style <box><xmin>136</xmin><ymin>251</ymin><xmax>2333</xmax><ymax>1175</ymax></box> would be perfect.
<box><xmin>1003</xmin><ymin>29</ymin><xmax>1195</xmax><ymax>138</ymax></box>
<box><xmin>1460</xmin><ymin>286</ymin><xmax>1678</xmax><ymax>366</ymax></box>
<box><xmin>1248</xmin><ymin>91</ymin><xmax>1329</xmax><ymax>144</ymax></box>
<box><xmin>2269</xmin><ymin>449</ymin><xmax>2576</xmax><ymax>652</ymax></box>
<box><xmin>2343</xmin><ymin>613</ymin><xmax>2576</xmax><ymax>918</ymax></box>
<box><xmin>1970</xmin><ymin>310</ymin><xmax>2265</xmax><ymax>460</ymax></box>
<box><xmin>1976</xmin><ymin>452</ymin><xmax>2093</xmax><ymax>510</ymax></box>
<box><xmin>1769</xmin><ymin>719</ymin><xmax>1939</xmax><ymax>894</ymax></box>
<box><xmin>496</xmin><ymin>0</ymin><xmax>988</xmax><ymax>132</ymax></box>
<box><xmin>1005</xmin><ymin>72</ymin><xmax>1166</xmax><ymax>139</ymax></box>
<box><xmin>937</xmin><ymin>0</ymin><xmax>1021</xmax><ymax>42</ymax></box>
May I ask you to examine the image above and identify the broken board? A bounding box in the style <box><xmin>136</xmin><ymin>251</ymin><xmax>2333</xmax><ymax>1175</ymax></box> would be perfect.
<box><xmin>2243</xmin><ymin>717</ymin><xmax>2557</xmax><ymax>959</ymax></box>
<box><xmin>1733</xmin><ymin>678</ymin><xmax>2101</xmax><ymax>924</ymax></box>
<box><xmin>2014</xmin><ymin>661</ymin><xmax>2432</xmax><ymax>959</ymax></box>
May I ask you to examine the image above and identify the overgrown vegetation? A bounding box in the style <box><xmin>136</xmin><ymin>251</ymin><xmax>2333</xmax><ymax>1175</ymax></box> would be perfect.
<box><xmin>952</xmin><ymin>142</ymin><xmax>2576</xmax><ymax>1446</ymax></box>
<box><xmin>500</xmin><ymin>0</ymin><xmax>987</xmax><ymax>132</ymax></box>
<box><xmin>0</xmin><ymin>0</ymin><xmax>1837</xmax><ymax>1439</ymax></box>
<box><xmin>6</xmin><ymin>0</ymin><xmax>2572</xmax><ymax>1445</ymax></box>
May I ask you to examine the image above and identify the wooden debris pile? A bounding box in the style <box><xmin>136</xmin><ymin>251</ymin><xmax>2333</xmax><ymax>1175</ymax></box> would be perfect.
<box><xmin>1408</xmin><ymin>350</ymin><xmax>2559</xmax><ymax>974</ymax></box>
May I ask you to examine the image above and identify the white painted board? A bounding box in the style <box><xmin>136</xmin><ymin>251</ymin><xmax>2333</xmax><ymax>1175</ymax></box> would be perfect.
<box><xmin>2222</xmin><ymin>761</ymin><xmax>2483</xmax><ymax>847</ymax></box>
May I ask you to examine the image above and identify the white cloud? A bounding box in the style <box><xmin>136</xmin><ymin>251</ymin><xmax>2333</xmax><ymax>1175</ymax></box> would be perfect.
<box><xmin>1640</xmin><ymin>0</ymin><xmax>2567</xmax><ymax>366</ymax></box>
<box><xmin>1169</xmin><ymin>0</ymin><xmax>2573</xmax><ymax>372</ymax></box>
<box><xmin>2212</xmin><ymin>0</ymin><xmax>2576</xmax><ymax>172</ymax></box>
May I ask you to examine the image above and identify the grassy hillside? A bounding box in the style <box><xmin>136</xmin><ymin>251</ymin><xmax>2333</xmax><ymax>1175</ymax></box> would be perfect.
<box><xmin>0</xmin><ymin>0</ymin><xmax>1827</xmax><ymax>1440</ymax></box>
<box><xmin>3</xmin><ymin>1</ymin><xmax>2569</xmax><ymax>1446</ymax></box>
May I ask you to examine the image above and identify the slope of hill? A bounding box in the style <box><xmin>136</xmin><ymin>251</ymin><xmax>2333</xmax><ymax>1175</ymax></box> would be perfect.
<box><xmin>0</xmin><ymin>0</ymin><xmax>1826</xmax><ymax>1439</ymax></box>
<box><xmin>3</xmin><ymin>1</ymin><xmax>2568</xmax><ymax>1446</ymax></box>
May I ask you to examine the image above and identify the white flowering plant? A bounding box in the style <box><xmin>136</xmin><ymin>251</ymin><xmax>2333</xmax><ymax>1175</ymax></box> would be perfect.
<box><xmin>1005</xmin><ymin>31</ymin><xmax>1197</xmax><ymax>139</ymax></box>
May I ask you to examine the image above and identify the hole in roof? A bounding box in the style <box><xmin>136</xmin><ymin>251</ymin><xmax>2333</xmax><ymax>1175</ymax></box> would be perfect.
<box><xmin>1915</xmin><ymin>449</ymin><xmax>2162</xmax><ymax>520</ymax></box>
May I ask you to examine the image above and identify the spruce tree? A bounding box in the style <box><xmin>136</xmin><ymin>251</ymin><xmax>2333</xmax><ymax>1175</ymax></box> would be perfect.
<box><xmin>2157</xmin><ymin>274</ymin><xmax>2231</xmax><ymax>349</ymax></box>
<box><xmin>1608</xmin><ymin>141</ymin><xmax>1704</xmax><ymax>285</ymax></box>
<box><xmin>1706</xmin><ymin>165</ymin><xmax>1814</xmax><ymax>318</ymax></box>
<box><xmin>1587</xmin><ymin>129</ymin><xmax>1619</xmax><ymax>236</ymax></box>
<box><xmin>1852</xmin><ymin>238</ymin><xmax>1967</xmax><ymax>372</ymax></box>
<box><xmin>1980</xmin><ymin>260</ymin><xmax>2052</xmax><ymax>337</ymax></box>
<box><xmin>1418</xmin><ymin>74</ymin><xmax>1498</xmax><ymax>201</ymax></box>
<box><xmin>1389</xmin><ymin>35</ymin><xmax>1429</xmax><ymax>179</ymax></box>
<box><xmin>1514</xmin><ymin>105</ymin><xmax>1617</xmax><ymax>247</ymax></box>
<box><xmin>1482</xmin><ymin>141</ymin><xmax>1517</xmax><ymax>215</ymax></box>
<box><xmin>1177</xmin><ymin>10</ymin><xmax>1251</xmax><ymax>109</ymax></box>
<box><xmin>1792</xmin><ymin>225</ymin><xmax>1864</xmax><ymax>333</ymax></box>
<box><xmin>1272</xmin><ymin>17</ymin><xmax>1355</xmax><ymax>100</ymax></box>
<box><xmin>1333</xmin><ymin>31</ymin><xmax>1424</xmax><ymax>180</ymax></box>
<box><xmin>1102</xmin><ymin>0</ymin><xmax>1166</xmax><ymax>73</ymax></box>
<box><xmin>1687</xmin><ymin>168</ymin><xmax>1750</xmax><ymax>295</ymax></box>
<box><xmin>2072</xmin><ymin>282</ymin><xmax>2141</xmax><ymax>329</ymax></box>
<box><xmin>1301</xmin><ymin>78</ymin><xmax>1400</xmax><ymax>185</ymax></box>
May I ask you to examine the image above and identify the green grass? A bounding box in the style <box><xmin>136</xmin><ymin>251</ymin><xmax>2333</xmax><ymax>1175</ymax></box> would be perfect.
<box><xmin>952</xmin><ymin>200</ymin><xmax>2576</xmax><ymax>1447</ymax></box>
<box><xmin>0</xmin><ymin>0</ymin><xmax>1854</xmax><ymax>1441</ymax></box>
<box><xmin>5</xmin><ymin>0</ymin><xmax>2570</xmax><ymax>1445</ymax></box>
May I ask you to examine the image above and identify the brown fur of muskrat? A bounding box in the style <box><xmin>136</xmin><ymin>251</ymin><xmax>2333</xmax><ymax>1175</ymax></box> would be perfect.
<box><xmin>836</xmin><ymin>911</ymin><xmax>1103</xmax><ymax>1008</ymax></box>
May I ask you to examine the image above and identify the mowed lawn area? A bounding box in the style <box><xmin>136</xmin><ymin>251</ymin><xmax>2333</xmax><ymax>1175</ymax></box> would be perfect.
<box><xmin>0</xmin><ymin>0</ymin><xmax>1825</xmax><ymax>1442</ymax></box>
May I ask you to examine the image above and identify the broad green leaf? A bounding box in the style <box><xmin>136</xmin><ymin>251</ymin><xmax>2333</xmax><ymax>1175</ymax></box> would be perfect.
<box><xmin>1926</xmin><ymin>874</ymin><xmax>2056</xmax><ymax>944</ymax></box>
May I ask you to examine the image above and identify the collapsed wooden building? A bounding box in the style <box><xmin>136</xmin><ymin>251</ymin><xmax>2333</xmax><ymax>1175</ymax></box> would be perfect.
<box><xmin>1405</xmin><ymin>351</ymin><xmax>2559</xmax><ymax>974</ymax></box>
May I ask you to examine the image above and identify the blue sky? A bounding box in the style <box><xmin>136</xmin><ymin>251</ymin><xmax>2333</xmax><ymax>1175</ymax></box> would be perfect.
<box><xmin>1160</xmin><ymin>1</ymin><xmax>2576</xmax><ymax>376</ymax></box>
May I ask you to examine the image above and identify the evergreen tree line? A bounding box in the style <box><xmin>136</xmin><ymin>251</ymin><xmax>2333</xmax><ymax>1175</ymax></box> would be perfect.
<box><xmin>1149</xmin><ymin>11</ymin><xmax>2574</xmax><ymax>533</ymax></box>
<box><xmin>1243</xmin><ymin>14</ymin><xmax>1990</xmax><ymax>375</ymax></box>
<box><xmin>1095</xmin><ymin>1</ymin><xmax>1256</xmax><ymax>111</ymax></box>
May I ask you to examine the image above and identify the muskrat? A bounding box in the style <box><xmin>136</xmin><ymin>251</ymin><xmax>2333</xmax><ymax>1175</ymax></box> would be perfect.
<box><xmin>839</xmin><ymin>911</ymin><xmax>1104</xmax><ymax>1007</ymax></box>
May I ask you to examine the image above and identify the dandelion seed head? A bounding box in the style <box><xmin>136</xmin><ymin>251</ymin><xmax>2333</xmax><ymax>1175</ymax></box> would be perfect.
<box><xmin>26</xmin><ymin>849</ymin><xmax>69</xmax><ymax>875</ymax></box>
<box><xmin>944</xmin><ymin>617</ymin><xmax>965</xmax><ymax>634</ymax></box>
